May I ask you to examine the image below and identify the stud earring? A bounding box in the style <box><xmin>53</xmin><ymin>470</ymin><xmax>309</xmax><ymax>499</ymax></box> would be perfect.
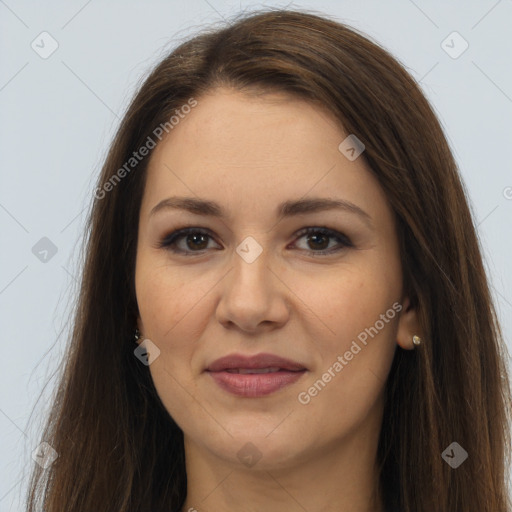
<box><xmin>412</xmin><ymin>334</ymin><xmax>422</xmax><ymax>347</ymax></box>
<box><xmin>134</xmin><ymin>328</ymin><xmax>142</xmax><ymax>342</ymax></box>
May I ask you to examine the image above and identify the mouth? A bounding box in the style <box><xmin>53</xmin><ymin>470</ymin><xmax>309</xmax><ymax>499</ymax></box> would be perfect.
<box><xmin>206</xmin><ymin>352</ymin><xmax>307</xmax><ymax>372</ymax></box>
<box><xmin>224</xmin><ymin>367</ymin><xmax>300</xmax><ymax>374</ymax></box>
<box><xmin>206</xmin><ymin>369</ymin><xmax>307</xmax><ymax>397</ymax></box>
<box><xmin>205</xmin><ymin>353</ymin><xmax>308</xmax><ymax>397</ymax></box>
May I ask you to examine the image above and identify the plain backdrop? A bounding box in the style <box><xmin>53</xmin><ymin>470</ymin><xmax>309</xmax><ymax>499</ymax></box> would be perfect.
<box><xmin>1</xmin><ymin>0</ymin><xmax>511</xmax><ymax>510</ymax></box>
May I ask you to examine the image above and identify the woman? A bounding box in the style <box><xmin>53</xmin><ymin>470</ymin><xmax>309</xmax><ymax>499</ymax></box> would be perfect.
<box><xmin>26</xmin><ymin>8</ymin><xmax>512</xmax><ymax>512</ymax></box>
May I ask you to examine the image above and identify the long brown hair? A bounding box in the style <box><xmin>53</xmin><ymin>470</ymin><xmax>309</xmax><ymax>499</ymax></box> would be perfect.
<box><xmin>26</xmin><ymin>8</ymin><xmax>512</xmax><ymax>512</ymax></box>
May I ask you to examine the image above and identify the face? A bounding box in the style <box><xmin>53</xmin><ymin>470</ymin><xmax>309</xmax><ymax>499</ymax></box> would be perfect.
<box><xmin>135</xmin><ymin>87</ymin><xmax>415</xmax><ymax>470</ymax></box>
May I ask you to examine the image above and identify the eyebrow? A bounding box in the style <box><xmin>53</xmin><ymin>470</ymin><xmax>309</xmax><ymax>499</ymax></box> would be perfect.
<box><xmin>149</xmin><ymin>196</ymin><xmax>374</xmax><ymax>229</ymax></box>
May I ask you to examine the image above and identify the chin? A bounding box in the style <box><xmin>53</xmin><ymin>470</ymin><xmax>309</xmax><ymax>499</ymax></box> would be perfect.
<box><xmin>211</xmin><ymin>430</ymin><xmax>306</xmax><ymax>470</ymax></box>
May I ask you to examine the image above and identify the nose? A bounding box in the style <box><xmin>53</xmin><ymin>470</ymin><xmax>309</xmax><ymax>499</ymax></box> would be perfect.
<box><xmin>215</xmin><ymin>243</ymin><xmax>290</xmax><ymax>333</ymax></box>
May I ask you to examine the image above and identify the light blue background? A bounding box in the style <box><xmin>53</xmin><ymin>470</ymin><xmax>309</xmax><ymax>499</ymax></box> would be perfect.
<box><xmin>1</xmin><ymin>0</ymin><xmax>511</xmax><ymax>509</ymax></box>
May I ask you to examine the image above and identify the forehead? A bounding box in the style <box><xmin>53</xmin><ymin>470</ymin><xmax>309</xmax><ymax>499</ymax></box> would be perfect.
<box><xmin>141</xmin><ymin>88</ymin><xmax>389</xmax><ymax>226</ymax></box>
<box><xmin>166</xmin><ymin>87</ymin><xmax>344</xmax><ymax>159</ymax></box>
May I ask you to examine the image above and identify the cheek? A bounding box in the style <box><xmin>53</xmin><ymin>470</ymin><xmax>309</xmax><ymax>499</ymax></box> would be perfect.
<box><xmin>135</xmin><ymin>254</ymin><xmax>211</xmax><ymax>340</ymax></box>
<box><xmin>135</xmin><ymin>261</ymin><xmax>210</xmax><ymax>424</ymax></box>
<box><xmin>135</xmin><ymin>256</ymin><xmax>220</xmax><ymax>399</ymax></box>
<box><xmin>286</xmin><ymin>256</ymin><xmax>400</xmax><ymax>346</ymax></box>
<box><xmin>289</xmin><ymin>257</ymin><xmax>399</xmax><ymax>413</ymax></box>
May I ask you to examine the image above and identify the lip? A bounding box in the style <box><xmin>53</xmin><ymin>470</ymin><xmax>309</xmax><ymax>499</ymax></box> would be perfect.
<box><xmin>206</xmin><ymin>352</ymin><xmax>307</xmax><ymax>372</ymax></box>
<box><xmin>205</xmin><ymin>352</ymin><xmax>308</xmax><ymax>397</ymax></box>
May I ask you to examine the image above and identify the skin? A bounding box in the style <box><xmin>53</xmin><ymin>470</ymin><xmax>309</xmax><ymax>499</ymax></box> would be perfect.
<box><xmin>135</xmin><ymin>87</ymin><xmax>421</xmax><ymax>512</ymax></box>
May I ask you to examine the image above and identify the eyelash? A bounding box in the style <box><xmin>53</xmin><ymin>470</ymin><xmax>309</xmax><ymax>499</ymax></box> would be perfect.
<box><xmin>157</xmin><ymin>226</ymin><xmax>354</xmax><ymax>257</ymax></box>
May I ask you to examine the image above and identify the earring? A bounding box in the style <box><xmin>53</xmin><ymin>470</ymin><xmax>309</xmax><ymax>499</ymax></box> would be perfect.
<box><xmin>134</xmin><ymin>328</ymin><xmax>142</xmax><ymax>342</ymax></box>
<box><xmin>412</xmin><ymin>334</ymin><xmax>422</xmax><ymax>347</ymax></box>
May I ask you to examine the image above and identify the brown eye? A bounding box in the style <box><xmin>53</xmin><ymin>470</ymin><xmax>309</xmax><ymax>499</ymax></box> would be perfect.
<box><xmin>305</xmin><ymin>232</ymin><xmax>330</xmax><ymax>250</ymax></box>
<box><xmin>293</xmin><ymin>227</ymin><xmax>353</xmax><ymax>255</ymax></box>
<box><xmin>183</xmin><ymin>232</ymin><xmax>209</xmax><ymax>250</ymax></box>
<box><xmin>159</xmin><ymin>228</ymin><xmax>220</xmax><ymax>255</ymax></box>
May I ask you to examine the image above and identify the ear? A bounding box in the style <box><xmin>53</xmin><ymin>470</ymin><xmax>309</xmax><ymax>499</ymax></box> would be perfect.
<box><xmin>135</xmin><ymin>316</ymin><xmax>145</xmax><ymax>346</ymax></box>
<box><xmin>396</xmin><ymin>296</ymin><xmax>422</xmax><ymax>350</ymax></box>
